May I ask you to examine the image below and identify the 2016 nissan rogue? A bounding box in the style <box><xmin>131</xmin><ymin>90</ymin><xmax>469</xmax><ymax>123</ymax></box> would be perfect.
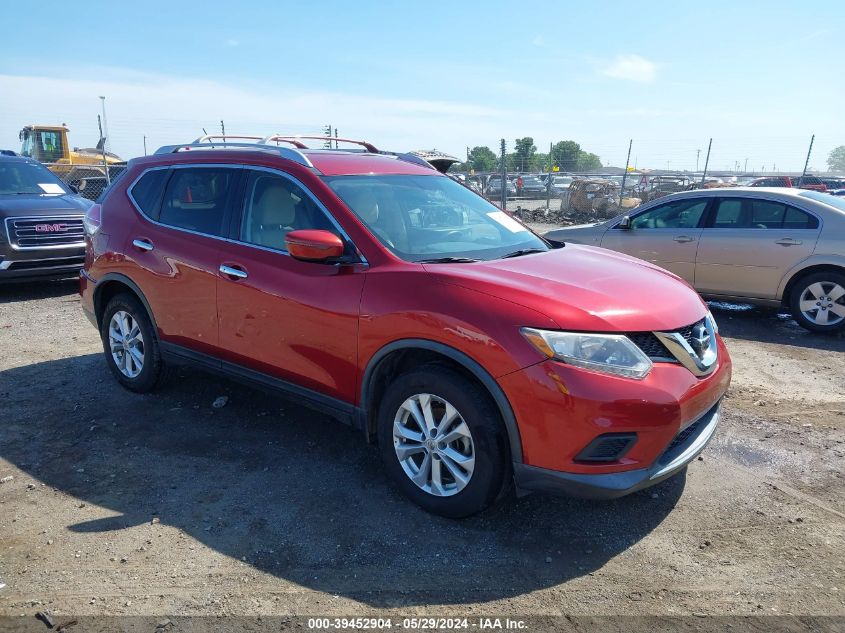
<box><xmin>80</xmin><ymin>136</ymin><xmax>732</xmax><ymax>517</ymax></box>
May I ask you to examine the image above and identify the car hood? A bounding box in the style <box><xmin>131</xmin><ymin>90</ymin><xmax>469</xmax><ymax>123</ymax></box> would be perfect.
<box><xmin>426</xmin><ymin>244</ymin><xmax>706</xmax><ymax>332</ymax></box>
<box><xmin>0</xmin><ymin>193</ymin><xmax>92</xmax><ymax>217</ymax></box>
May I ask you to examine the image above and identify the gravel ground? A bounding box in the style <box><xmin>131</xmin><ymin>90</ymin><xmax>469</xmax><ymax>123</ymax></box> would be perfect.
<box><xmin>0</xmin><ymin>277</ymin><xmax>843</xmax><ymax>626</ymax></box>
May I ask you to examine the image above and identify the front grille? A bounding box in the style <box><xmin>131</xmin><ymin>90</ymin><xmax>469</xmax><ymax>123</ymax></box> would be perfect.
<box><xmin>5</xmin><ymin>216</ymin><xmax>85</xmax><ymax>249</ymax></box>
<box><xmin>628</xmin><ymin>318</ymin><xmax>707</xmax><ymax>362</ymax></box>
<box><xmin>627</xmin><ymin>332</ymin><xmax>673</xmax><ymax>359</ymax></box>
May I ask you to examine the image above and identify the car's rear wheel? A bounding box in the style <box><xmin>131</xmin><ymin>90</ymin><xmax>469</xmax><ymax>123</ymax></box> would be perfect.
<box><xmin>377</xmin><ymin>364</ymin><xmax>509</xmax><ymax>518</ymax></box>
<box><xmin>101</xmin><ymin>293</ymin><xmax>167</xmax><ymax>392</ymax></box>
<box><xmin>789</xmin><ymin>271</ymin><xmax>845</xmax><ymax>333</ymax></box>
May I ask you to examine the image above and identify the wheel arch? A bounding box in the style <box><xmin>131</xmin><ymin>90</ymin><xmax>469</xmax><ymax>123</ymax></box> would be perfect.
<box><xmin>780</xmin><ymin>262</ymin><xmax>845</xmax><ymax>306</ymax></box>
<box><xmin>360</xmin><ymin>339</ymin><xmax>523</xmax><ymax>464</ymax></box>
<box><xmin>93</xmin><ymin>273</ymin><xmax>157</xmax><ymax>332</ymax></box>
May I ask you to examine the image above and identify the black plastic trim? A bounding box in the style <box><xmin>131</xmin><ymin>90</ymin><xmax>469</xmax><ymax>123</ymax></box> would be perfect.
<box><xmin>159</xmin><ymin>342</ymin><xmax>360</xmax><ymax>428</ymax></box>
<box><xmin>91</xmin><ymin>272</ymin><xmax>158</xmax><ymax>332</ymax></box>
<box><xmin>360</xmin><ymin>339</ymin><xmax>524</xmax><ymax>463</ymax></box>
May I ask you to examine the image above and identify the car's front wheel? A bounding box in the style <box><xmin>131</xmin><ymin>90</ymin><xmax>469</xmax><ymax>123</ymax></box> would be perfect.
<box><xmin>377</xmin><ymin>364</ymin><xmax>509</xmax><ymax>518</ymax></box>
<box><xmin>789</xmin><ymin>271</ymin><xmax>845</xmax><ymax>333</ymax></box>
<box><xmin>100</xmin><ymin>293</ymin><xmax>167</xmax><ymax>392</ymax></box>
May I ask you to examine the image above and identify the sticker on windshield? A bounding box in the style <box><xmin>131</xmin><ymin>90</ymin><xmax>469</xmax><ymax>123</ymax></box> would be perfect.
<box><xmin>487</xmin><ymin>211</ymin><xmax>525</xmax><ymax>233</ymax></box>
<box><xmin>38</xmin><ymin>183</ymin><xmax>64</xmax><ymax>194</ymax></box>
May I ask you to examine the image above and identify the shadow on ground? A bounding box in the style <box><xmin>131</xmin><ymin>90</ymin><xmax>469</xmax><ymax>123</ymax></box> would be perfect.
<box><xmin>0</xmin><ymin>278</ymin><xmax>79</xmax><ymax>305</ymax></box>
<box><xmin>708</xmin><ymin>301</ymin><xmax>845</xmax><ymax>352</ymax></box>
<box><xmin>0</xmin><ymin>354</ymin><xmax>685</xmax><ymax>607</ymax></box>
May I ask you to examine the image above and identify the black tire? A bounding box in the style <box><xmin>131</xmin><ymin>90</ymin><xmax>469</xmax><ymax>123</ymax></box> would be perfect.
<box><xmin>100</xmin><ymin>293</ymin><xmax>167</xmax><ymax>392</ymax></box>
<box><xmin>789</xmin><ymin>271</ymin><xmax>845</xmax><ymax>333</ymax></box>
<box><xmin>376</xmin><ymin>363</ymin><xmax>510</xmax><ymax>518</ymax></box>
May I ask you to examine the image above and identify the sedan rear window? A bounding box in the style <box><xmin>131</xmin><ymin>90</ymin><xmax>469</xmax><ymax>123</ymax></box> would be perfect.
<box><xmin>800</xmin><ymin>190</ymin><xmax>845</xmax><ymax>213</ymax></box>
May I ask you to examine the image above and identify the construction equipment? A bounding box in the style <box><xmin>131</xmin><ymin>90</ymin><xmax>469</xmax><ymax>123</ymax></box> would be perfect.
<box><xmin>18</xmin><ymin>125</ymin><xmax>124</xmax><ymax>198</ymax></box>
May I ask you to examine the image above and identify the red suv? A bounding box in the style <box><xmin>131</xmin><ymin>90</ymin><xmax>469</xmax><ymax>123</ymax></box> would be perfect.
<box><xmin>80</xmin><ymin>136</ymin><xmax>731</xmax><ymax>517</ymax></box>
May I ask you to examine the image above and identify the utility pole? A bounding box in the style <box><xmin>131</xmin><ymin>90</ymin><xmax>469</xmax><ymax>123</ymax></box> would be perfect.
<box><xmin>696</xmin><ymin>148</ymin><xmax>701</xmax><ymax>172</ymax></box>
<box><xmin>620</xmin><ymin>139</ymin><xmax>633</xmax><ymax>199</ymax></box>
<box><xmin>323</xmin><ymin>124</ymin><xmax>333</xmax><ymax>149</ymax></box>
<box><xmin>546</xmin><ymin>141</ymin><xmax>553</xmax><ymax>212</ymax></box>
<box><xmin>98</xmin><ymin>96</ymin><xmax>110</xmax><ymax>155</ymax></box>
<box><xmin>334</xmin><ymin>127</ymin><xmax>338</xmax><ymax>149</ymax></box>
<box><xmin>701</xmin><ymin>138</ymin><xmax>712</xmax><ymax>184</ymax></box>
<box><xmin>97</xmin><ymin>114</ymin><xmax>110</xmax><ymax>185</ymax></box>
<box><xmin>800</xmin><ymin>134</ymin><xmax>815</xmax><ymax>187</ymax></box>
<box><xmin>744</xmin><ymin>158</ymin><xmax>749</xmax><ymax>173</ymax></box>
<box><xmin>220</xmin><ymin>120</ymin><xmax>226</xmax><ymax>140</ymax></box>
<box><xmin>500</xmin><ymin>139</ymin><xmax>507</xmax><ymax>211</ymax></box>
<box><xmin>143</xmin><ymin>135</ymin><xmax>147</xmax><ymax>156</ymax></box>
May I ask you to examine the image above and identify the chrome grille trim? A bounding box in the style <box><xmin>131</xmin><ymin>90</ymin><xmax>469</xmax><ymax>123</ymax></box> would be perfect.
<box><xmin>4</xmin><ymin>215</ymin><xmax>86</xmax><ymax>250</ymax></box>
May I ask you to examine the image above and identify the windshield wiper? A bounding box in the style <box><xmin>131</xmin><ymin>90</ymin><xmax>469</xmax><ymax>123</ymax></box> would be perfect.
<box><xmin>417</xmin><ymin>256</ymin><xmax>480</xmax><ymax>264</ymax></box>
<box><xmin>500</xmin><ymin>248</ymin><xmax>548</xmax><ymax>259</ymax></box>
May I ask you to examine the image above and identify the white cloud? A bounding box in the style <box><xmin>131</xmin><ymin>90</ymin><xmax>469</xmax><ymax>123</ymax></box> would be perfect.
<box><xmin>0</xmin><ymin>68</ymin><xmax>510</xmax><ymax>160</ymax></box>
<box><xmin>600</xmin><ymin>54</ymin><xmax>657</xmax><ymax>83</ymax></box>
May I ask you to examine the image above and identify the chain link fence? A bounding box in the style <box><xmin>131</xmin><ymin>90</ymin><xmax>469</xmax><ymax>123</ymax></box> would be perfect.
<box><xmin>44</xmin><ymin>163</ymin><xmax>128</xmax><ymax>201</ymax></box>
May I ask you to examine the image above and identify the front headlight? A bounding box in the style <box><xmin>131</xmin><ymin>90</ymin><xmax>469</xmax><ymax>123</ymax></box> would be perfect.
<box><xmin>521</xmin><ymin>328</ymin><xmax>653</xmax><ymax>380</ymax></box>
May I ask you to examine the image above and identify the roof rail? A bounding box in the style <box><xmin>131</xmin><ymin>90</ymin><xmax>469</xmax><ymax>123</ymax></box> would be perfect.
<box><xmin>153</xmin><ymin>142</ymin><xmax>314</xmax><ymax>168</ymax></box>
<box><xmin>262</xmin><ymin>135</ymin><xmax>380</xmax><ymax>153</ymax></box>
<box><xmin>195</xmin><ymin>134</ymin><xmax>308</xmax><ymax>149</ymax></box>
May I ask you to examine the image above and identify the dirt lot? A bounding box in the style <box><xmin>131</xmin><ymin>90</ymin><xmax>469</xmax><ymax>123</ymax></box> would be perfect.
<box><xmin>0</xmin><ymin>277</ymin><xmax>843</xmax><ymax>625</ymax></box>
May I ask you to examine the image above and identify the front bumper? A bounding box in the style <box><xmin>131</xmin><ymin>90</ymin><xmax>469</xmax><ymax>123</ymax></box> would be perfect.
<box><xmin>513</xmin><ymin>399</ymin><xmax>721</xmax><ymax>498</ymax></box>
<box><xmin>0</xmin><ymin>252</ymin><xmax>84</xmax><ymax>282</ymax></box>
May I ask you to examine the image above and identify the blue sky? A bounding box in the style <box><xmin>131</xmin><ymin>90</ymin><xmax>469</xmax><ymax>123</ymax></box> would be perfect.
<box><xmin>1</xmin><ymin>0</ymin><xmax>842</xmax><ymax>171</ymax></box>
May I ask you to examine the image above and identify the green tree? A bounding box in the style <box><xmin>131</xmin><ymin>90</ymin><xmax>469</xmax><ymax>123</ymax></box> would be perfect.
<box><xmin>551</xmin><ymin>140</ymin><xmax>582</xmax><ymax>171</ymax></box>
<box><xmin>577</xmin><ymin>152</ymin><xmax>602</xmax><ymax>171</ymax></box>
<box><xmin>467</xmin><ymin>146</ymin><xmax>498</xmax><ymax>172</ymax></box>
<box><xmin>828</xmin><ymin>145</ymin><xmax>845</xmax><ymax>172</ymax></box>
<box><xmin>513</xmin><ymin>137</ymin><xmax>536</xmax><ymax>172</ymax></box>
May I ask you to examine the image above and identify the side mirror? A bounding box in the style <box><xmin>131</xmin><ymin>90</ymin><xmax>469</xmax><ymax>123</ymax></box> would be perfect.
<box><xmin>618</xmin><ymin>215</ymin><xmax>632</xmax><ymax>229</ymax></box>
<box><xmin>285</xmin><ymin>229</ymin><xmax>345</xmax><ymax>262</ymax></box>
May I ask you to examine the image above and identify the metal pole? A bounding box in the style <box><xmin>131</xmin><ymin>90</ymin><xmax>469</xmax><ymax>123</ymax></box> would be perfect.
<box><xmin>546</xmin><ymin>141</ymin><xmax>553</xmax><ymax>212</ymax></box>
<box><xmin>334</xmin><ymin>127</ymin><xmax>338</xmax><ymax>149</ymax></box>
<box><xmin>500</xmin><ymin>139</ymin><xmax>507</xmax><ymax>211</ymax></box>
<box><xmin>696</xmin><ymin>149</ymin><xmax>701</xmax><ymax>172</ymax></box>
<box><xmin>220</xmin><ymin>120</ymin><xmax>226</xmax><ymax>141</ymax></box>
<box><xmin>97</xmin><ymin>115</ymin><xmax>110</xmax><ymax>185</ymax></box>
<box><xmin>700</xmin><ymin>138</ymin><xmax>712</xmax><ymax>184</ymax></box>
<box><xmin>143</xmin><ymin>135</ymin><xmax>147</xmax><ymax>156</ymax></box>
<box><xmin>620</xmin><ymin>139</ymin><xmax>632</xmax><ymax>198</ymax></box>
<box><xmin>98</xmin><ymin>96</ymin><xmax>110</xmax><ymax>154</ymax></box>
<box><xmin>800</xmin><ymin>134</ymin><xmax>814</xmax><ymax>187</ymax></box>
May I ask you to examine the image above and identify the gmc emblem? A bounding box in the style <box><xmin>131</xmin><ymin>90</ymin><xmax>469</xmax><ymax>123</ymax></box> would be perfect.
<box><xmin>34</xmin><ymin>223</ymin><xmax>69</xmax><ymax>233</ymax></box>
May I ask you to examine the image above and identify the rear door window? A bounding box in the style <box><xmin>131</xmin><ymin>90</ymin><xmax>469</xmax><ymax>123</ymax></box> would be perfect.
<box><xmin>710</xmin><ymin>197</ymin><xmax>819</xmax><ymax>229</ymax></box>
<box><xmin>158</xmin><ymin>167</ymin><xmax>239</xmax><ymax>237</ymax></box>
<box><xmin>127</xmin><ymin>169</ymin><xmax>167</xmax><ymax>211</ymax></box>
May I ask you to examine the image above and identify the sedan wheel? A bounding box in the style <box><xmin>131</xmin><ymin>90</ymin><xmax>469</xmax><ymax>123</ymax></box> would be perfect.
<box><xmin>392</xmin><ymin>393</ymin><xmax>476</xmax><ymax>497</ymax></box>
<box><xmin>790</xmin><ymin>272</ymin><xmax>845</xmax><ymax>333</ymax></box>
<box><xmin>108</xmin><ymin>310</ymin><xmax>145</xmax><ymax>378</ymax></box>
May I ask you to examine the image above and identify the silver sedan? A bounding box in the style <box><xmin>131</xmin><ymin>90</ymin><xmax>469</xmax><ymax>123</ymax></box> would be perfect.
<box><xmin>544</xmin><ymin>187</ymin><xmax>845</xmax><ymax>333</ymax></box>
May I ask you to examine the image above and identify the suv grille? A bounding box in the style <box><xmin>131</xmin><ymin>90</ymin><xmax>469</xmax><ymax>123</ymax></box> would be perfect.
<box><xmin>5</xmin><ymin>216</ymin><xmax>85</xmax><ymax>250</ymax></box>
<box><xmin>628</xmin><ymin>319</ymin><xmax>707</xmax><ymax>362</ymax></box>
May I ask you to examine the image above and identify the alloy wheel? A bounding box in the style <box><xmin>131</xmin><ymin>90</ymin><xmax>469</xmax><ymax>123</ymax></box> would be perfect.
<box><xmin>798</xmin><ymin>281</ymin><xmax>845</xmax><ymax>327</ymax></box>
<box><xmin>392</xmin><ymin>393</ymin><xmax>475</xmax><ymax>497</ymax></box>
<box><xmin>108</xmin><ymin>310</ymin><xmax>145</xmax><ymax>378</ymax></box>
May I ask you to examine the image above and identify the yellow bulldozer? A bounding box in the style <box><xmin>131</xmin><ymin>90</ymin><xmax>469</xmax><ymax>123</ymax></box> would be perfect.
<box><xmin>18</xmin><ymin>125</ymin><xmax>125</xmax><ymax>199</ymax></box>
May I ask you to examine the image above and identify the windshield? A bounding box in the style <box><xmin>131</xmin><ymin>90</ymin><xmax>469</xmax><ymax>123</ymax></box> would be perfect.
<box><xmin>0</xmin><ymin>161</ymin><xmax>70</xmax><ymax>195</ymax></box>
<box><xmin>324</xmin><ymin>174</ymin><xmax>549</xmax><ymax>262</ymax></box>
<box><xmin>800</xmin><ymin>190</ymin><xmax>845</xmax><ymax>213</ymax></box>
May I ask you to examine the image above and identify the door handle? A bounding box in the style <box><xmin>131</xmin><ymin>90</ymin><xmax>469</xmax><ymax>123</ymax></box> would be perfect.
<box><xmin>673</xmin><ymin>235</ymin><xmax>695</xmax><ymax>243</ymax></box>
<box><xmin>219</xmin><ymin>264</ymin><xmax>248</xmax><ymax>280</ymax></box>
<box><xmin>132</xmin><ymin>238</ymin><xmax>154</xmax><ymax>252</ymax></box>
<box><xmin>775</xmin><ymin>238</ymin><xmax>802</xmax><ymax>246</ymax></box>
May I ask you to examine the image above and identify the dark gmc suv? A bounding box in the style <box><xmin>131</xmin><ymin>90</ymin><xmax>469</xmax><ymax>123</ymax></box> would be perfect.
<box><xmin>0</xmin><ymin>155</ymin><xmax>92</xmax><ymax>282</ymax></box>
